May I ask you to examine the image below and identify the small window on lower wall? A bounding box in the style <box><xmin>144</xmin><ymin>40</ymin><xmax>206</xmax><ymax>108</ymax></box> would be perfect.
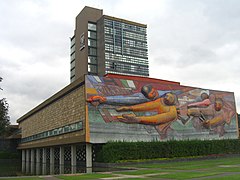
<box><xmin>21</xmin><ymin>121</ymin><xmax>83</xmax><ymax>143</ymax></box>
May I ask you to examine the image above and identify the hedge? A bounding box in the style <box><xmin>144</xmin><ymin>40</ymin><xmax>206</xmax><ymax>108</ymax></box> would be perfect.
<box><xmin>96</xmin><ymin>139</ymin><xmax>240</xmax><ymax>163</ymax></box>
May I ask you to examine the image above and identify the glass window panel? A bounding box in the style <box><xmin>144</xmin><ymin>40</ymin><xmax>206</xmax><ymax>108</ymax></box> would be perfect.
<box><xmin>88</xmin><ymin>47</ymin><xmax>97</xmax><ymax>56</ymax></box>
<box><xmin>64</xmin><ymin>126</ymin><xmax>70</xmax><ymax>133</ymax></box>
<box><xmin>77</xmin><ymin>122</ymin><xmax>82</xmax><ymax>129</ymax></box>
<box><xmin>71</xmin><ymin>68</ymin><xmax>75</xmax><ymax>77</ymax></box>
<box><xmin>88</xmin><ymin>64</ymin><xmax>97</xmax><ymax>73</ymax></box>
<box><xmin>88</xmin><ymin>39</ymin><xmax>96</xmax><ymax>47</ymax></box>
<box><xmin>88</xmin><ymin>23</ymin><xmax>96</xmax><ymax>31</ymax></box>
<box><xmin>71</xmin><ymin>36</ymin><xmax>75</xmax><ymax>46</ymax></box>
<box><xmin>70</xmin><ymin>45</ymin><xmax>75</xmax><ymax>54</ymax></box>
<box><xmin>71</xmin><ymin>53</ymin><xmax>75</xmax><ymax>61</ymax></box>
<box><xmin>88</xmin><ymin>56</ymin><xmax>97</xmax><ymax>64</ymax></box>
<box><xmin>88</xmin><ymin>31</ymin><xmax>96</xmax><ymax>39</ymax></box>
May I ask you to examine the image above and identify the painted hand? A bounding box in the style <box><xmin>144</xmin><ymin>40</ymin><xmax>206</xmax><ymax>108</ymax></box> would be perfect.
<box><xmin>118</xmin><ymin>114</ymin><xmax>140</xmax><ymax>124</ymax></box>
<box><xmin>86</xmin><ymin>96</ymin><xmax>106</xmax><ymax>106</ymax></box>
<box><xmin>202</xmin><ymin>120</ymin><xmax>210</xmax><ymax>129</ymax></box>
<box><xmin>116</xmin><ymin>106</ymin><xmax>132</xmax><ymax>112</ymax></box>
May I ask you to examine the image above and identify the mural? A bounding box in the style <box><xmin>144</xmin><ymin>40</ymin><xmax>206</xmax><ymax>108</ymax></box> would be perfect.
<box><xmin>85</xmin><ymin>75</ymin><xmax>238</xmax><ymax>143</ymax></box>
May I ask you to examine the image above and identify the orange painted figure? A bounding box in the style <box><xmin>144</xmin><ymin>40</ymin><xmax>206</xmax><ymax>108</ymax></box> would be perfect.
<box><xmin>116</xmin><ymin>85</ymin><xmax>178</xmax><ymax>139</ymax></box>
<box><xmin>187</xmin><ymin>97</ymin><xmax>230</xmax><ymax>136</ymax></box>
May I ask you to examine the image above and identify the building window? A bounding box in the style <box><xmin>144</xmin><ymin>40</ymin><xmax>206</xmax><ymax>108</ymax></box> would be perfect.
<box><xmin>71</xmin><ymin>45</ymin><xmax>75</xmax><ymax>54</ymax></box>
<box><xmin>21</xmin><ymin>121</ymin><xmax>83</xmax><ymax>143</ymax></box>
<box><xmin>80</xmin><ymin>33</ymin><xmax>85</xmax><ymax>50</ymax></box>
<box><xmin>71</xmin><ymin>75</ymin><xmax>75</xmax><ymax>82</ymax></box>
<box><xmin>88</xmin><ymin>64</ymin><xmax>97</xmax><ymax>73</ymax></box>
<box><xmin>88</xmin><ymin>47</ymin><xmax>97</xmax><ymax>56</ymax></box>
<box><xmin>71</xmin><ymin>36</ymin><xmax>75</xmax><ymax>47</ymax></box>
<box><xmin>88</xmin><ymin>39</ymin><xmax>97</xmax><ymax>47</ymax></box>
<box><xmin>88</xmin><ymin>23</ymin><xmax>96</xmax><ymax>31</ymax></box>
<box><xmin>88</xmin><ymin>31</ymin><xmax>96</xmax><ymax>39</ymax></box>
<box><xmin>88</xmin><ymin>56</ymin><xmax>97</xmax><ymax>64</ymax></box>
<box><xmin>71</xmin><ymin>53</ymin><xmax>75</xmax><ymax>61</ymax></box>
<box><xmin>70</xmin><ymin>67</ymin><xmax>75</xmax><ymax>77</ymax></box>
<box><xmin>70</xmin><ymin>60</ymin><xmax>75</xmax><ymax>69</ymax></box>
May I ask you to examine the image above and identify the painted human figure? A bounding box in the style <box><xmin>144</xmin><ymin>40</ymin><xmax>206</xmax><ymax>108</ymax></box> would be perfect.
<box><xmin>86</xmin><ymin>84</ymin><xmax>171</xmax><ymax>106</ymax></box>
<box><xmin>87</xmin><ymin>85</ymin><xmax>178</xmax><ymax>139</ymax></box>
<box><xmin>177</xmin><ymin>91</ymin><xmax>212</xmax><ymax>127</ymax></box>
<box><xmin>116</xmin><ymin>85</ymin><xmax>178</xmax><ymax>139</ymax></box>
<box><xmin>187</xmin><ymin>97</ymin><xmax>227</xmax><ymax>136</ymax></box>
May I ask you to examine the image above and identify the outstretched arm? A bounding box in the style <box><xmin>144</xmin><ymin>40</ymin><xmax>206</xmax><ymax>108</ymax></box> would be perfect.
<box><xmin>86</xmin><ymin>96</ymin><xmax>106</xmax><ymax>106</ymax></box>
<box><xmin>202</xmin><ymin>115</ymin><xmax>224</xmax><ymax>129</ymax></box>
<box><xmin>116</xmin><ymin>99</ymin><xmax>161</xmax><ymax>112</ymax></box>
<box><xmin>119</xmin><ymin>106</ymin><xmax>177</xmax><ymax>125</ymax></box>
<box><xmin>87</xmin><ymin>93</ymin><xmax>149</xmax><ymax>106</ymax></box>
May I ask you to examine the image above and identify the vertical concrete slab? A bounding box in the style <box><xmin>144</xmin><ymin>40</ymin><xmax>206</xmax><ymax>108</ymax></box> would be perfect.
<box><xmin>86</xmin><ymin>143</ymin><xmax>92</xmax><ymax>173</ymax></box>
<box><xmin>21</xmin><ymin>149</ymin><xmax>26</xmax><ymax>173</ymax></box>
<box><xmin>30</xmin><ymin>149</ymin><xmax>35</xmax><ymax>174</ymax></box>
<box><xmin>59</xmin><ymin>146</ymin><xmax>64</xmax><ymax>174</ymax></box>
<box><xmin>71</xmin><ymin>145</ymin><xmax>76</xmax><ymax>174</ymax></box>
<box><xmin>26</xmin><ymin>149</ymin><xmax>30</xmax><ymax>174</ymax></box>
<box><xmin>50</xmin><ymin>147</ymin><xmax>54</xmax><ymax>174</ymax></box>
<box><xmin>42</xmin><ymin>148</ymin><xmax>47</xmax><ymax>175</ymax></box>
<box><xmin>36</xmin><ymin>148</ymin><xmax>40</xmax><ymax>175</ymax></box>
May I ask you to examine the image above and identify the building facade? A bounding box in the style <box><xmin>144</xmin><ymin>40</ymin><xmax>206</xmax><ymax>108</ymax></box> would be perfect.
<box><xmin>17</xmin><ymin>74</ymin><xmax>238</xmax><ymax>175</ymax></box>
<box><xmin>70</xmin><ymin>6</ymin><xmax>149</xmax><ymax>82</ymax></box>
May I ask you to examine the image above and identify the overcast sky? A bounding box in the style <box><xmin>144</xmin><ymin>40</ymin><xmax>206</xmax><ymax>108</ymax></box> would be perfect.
<box><xmin>1</xmin><ymin>0</ymin><xmax>240</xmax><ymax>124</ymax></box>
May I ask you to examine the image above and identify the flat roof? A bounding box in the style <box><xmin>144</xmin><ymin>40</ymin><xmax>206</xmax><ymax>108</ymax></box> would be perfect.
<box><xmin>104</xmin><ymin>73</ymin><xmax>180</xmax><ymax>85</ymax></box>
<box><xmin>103</xmin><ymin>15</ymin><xmax>147</xmax><ymax>28</ymax></box>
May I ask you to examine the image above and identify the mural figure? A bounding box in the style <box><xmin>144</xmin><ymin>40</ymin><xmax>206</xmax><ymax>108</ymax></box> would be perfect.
<box><xmin>86</xmin><ymin>84</ymin><xmax>171</xmax><ymax>106</ymax></box>
<box><xmin>86</xmin><ymin>75</ymin><xmax>238</xmax><ymax>141</ymax></box>
<box><xmin>177</xmin><ymin>91</ymin><xmax>212</xmax><ymax>128</ymax></box>
<box><xmin>88</xmin><ymin>85</ymin><xmax>179</xmax><ymax>139</ymax></box>
<box><xmin>187</xmin><ymin>96</ymin><xmax>231</xmax><ymax>137</ymax></box>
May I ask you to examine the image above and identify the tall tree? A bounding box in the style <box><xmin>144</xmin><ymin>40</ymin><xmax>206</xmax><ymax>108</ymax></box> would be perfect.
<box><xmin>0</xmin><ymin>77</ymin><xmax>2</xmax><ymax>90</ymax></box>
<box><xmin>0</xmin><ymin>77</ymin><xmax>10</xmax><ymax>136</ymax></box>
<box><xmin>0</xmin><ymin>98</ymin><xmax>10</xmax><ymax>136</ymax></box>
<box><xmin>238</xmin><ymin>114</ymin><xmax>240</xmax><ymax>128</ymax></box>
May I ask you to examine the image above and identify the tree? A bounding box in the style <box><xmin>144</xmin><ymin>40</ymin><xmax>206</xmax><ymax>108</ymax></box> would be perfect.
<box><xmin>238</xmin><ymin>114</ymin><xmax>240</xmax><ymax>128</ymax></box>
<box><xmin>0</xmin><ymin>77</ymin><xmax>2</xmax><ymax>90</ymax></box>
<box><xmin>0</xmin><ymin>98</ymin><xmax>10</xmax><ymax>136</ymax></box>
<box><xmin>0</xmin><ymin>77</ymin><xmax>10</xmax><ymax>136</ymax></box>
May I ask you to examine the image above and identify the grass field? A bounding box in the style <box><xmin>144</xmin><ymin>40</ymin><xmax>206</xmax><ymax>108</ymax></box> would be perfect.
<box><xmin>1</xmin><ymin>156</ymin><xmax>240</xmax><ymax>180</ymax></box>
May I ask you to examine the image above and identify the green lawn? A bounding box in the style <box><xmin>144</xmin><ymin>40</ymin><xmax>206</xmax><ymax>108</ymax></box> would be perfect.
<box><xmin>58</xmin><ymin>173</ymin><xmax>116</xmax><ymax>180</ymax></box>
<box><xmin>1</xmin><ymin>156</ymin><xmax>240</xmax><ymax>180</ymax></box>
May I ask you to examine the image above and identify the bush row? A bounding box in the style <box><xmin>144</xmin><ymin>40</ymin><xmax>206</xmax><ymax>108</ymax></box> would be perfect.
<box><xmin>96</xmin><ymin>139</ymin><xmax>240</xmax><ymax>163</ymax></box>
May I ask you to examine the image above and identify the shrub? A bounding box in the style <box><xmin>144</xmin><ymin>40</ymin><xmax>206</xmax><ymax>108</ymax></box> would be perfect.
<box><xmin>96</xmin><ymin>139</ymin><xmax>240</xmax><ymax>163</ymax></box>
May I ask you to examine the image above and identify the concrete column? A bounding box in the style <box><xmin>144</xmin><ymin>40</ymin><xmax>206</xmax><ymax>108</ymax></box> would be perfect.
<box><xmin>50</xmin><ymin>147</ymin><xmax>55</xmax><ymax>174</ymax></box>
<box><xmin>42</xmin><ymin>148</ymin><xmax>47</xmax><ymax>175</ymax></box>
<box><xmin>26</xmin><ymin>149</ymin><xmax>30</xmax><ymax>174</ymax></box>
<box><xmin>22</xmin><ymin>149</ymin><xmax>26</xmax><ymax>173</ymax></box>
<box><xmin>86</xmin><ymin>143</ymin><xmax>92</xmax><ymax>173</ymax></box>
<box><xmin>71</xmin><ymin>145</ymin><xmax>76</xmax><ymax>174</ymax></box>
<box><xmin>59</xmin><ymin>146</ymin><xmax>64</xmax><ymax>174</ymax></box>
<box><xmin>30</xmin><ymin>149</ymin><xmax>35</xmax><ymax>174</ymax></box>
<box><xmin>36</xmin><ymin>149</ymin><xmax>40</xmax><ymax>175</ymax></box>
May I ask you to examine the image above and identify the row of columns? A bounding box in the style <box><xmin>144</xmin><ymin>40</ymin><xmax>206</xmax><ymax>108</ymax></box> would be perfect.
<box><xmin>22</xmin><ymin>144</ymin><xmax>92</xmax><ymax>175</ymax></box>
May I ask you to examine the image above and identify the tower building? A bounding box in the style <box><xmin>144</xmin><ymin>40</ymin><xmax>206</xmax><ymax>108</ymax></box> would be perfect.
<box><xmin>70</xmin><ymin>6</ymin><xmax>149</xmax><ymax>82</ymax></box>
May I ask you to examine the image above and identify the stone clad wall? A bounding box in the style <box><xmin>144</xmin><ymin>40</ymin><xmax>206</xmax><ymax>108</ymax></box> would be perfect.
<box><xmin>18</xmin><ymin>79</ymin><xmax>86</xmax><ymax>149</ymax></box>
<box><xmin>20</xmin><ymin>86</ymin><xmax>85</xmax><ymax>138</ymax></box>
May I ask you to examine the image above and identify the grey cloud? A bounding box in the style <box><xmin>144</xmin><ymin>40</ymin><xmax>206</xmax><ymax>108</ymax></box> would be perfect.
<box><xmin>176</xmin><ymin>46</ymin><xmax>217</xmax><ymax>67</ymax></box>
